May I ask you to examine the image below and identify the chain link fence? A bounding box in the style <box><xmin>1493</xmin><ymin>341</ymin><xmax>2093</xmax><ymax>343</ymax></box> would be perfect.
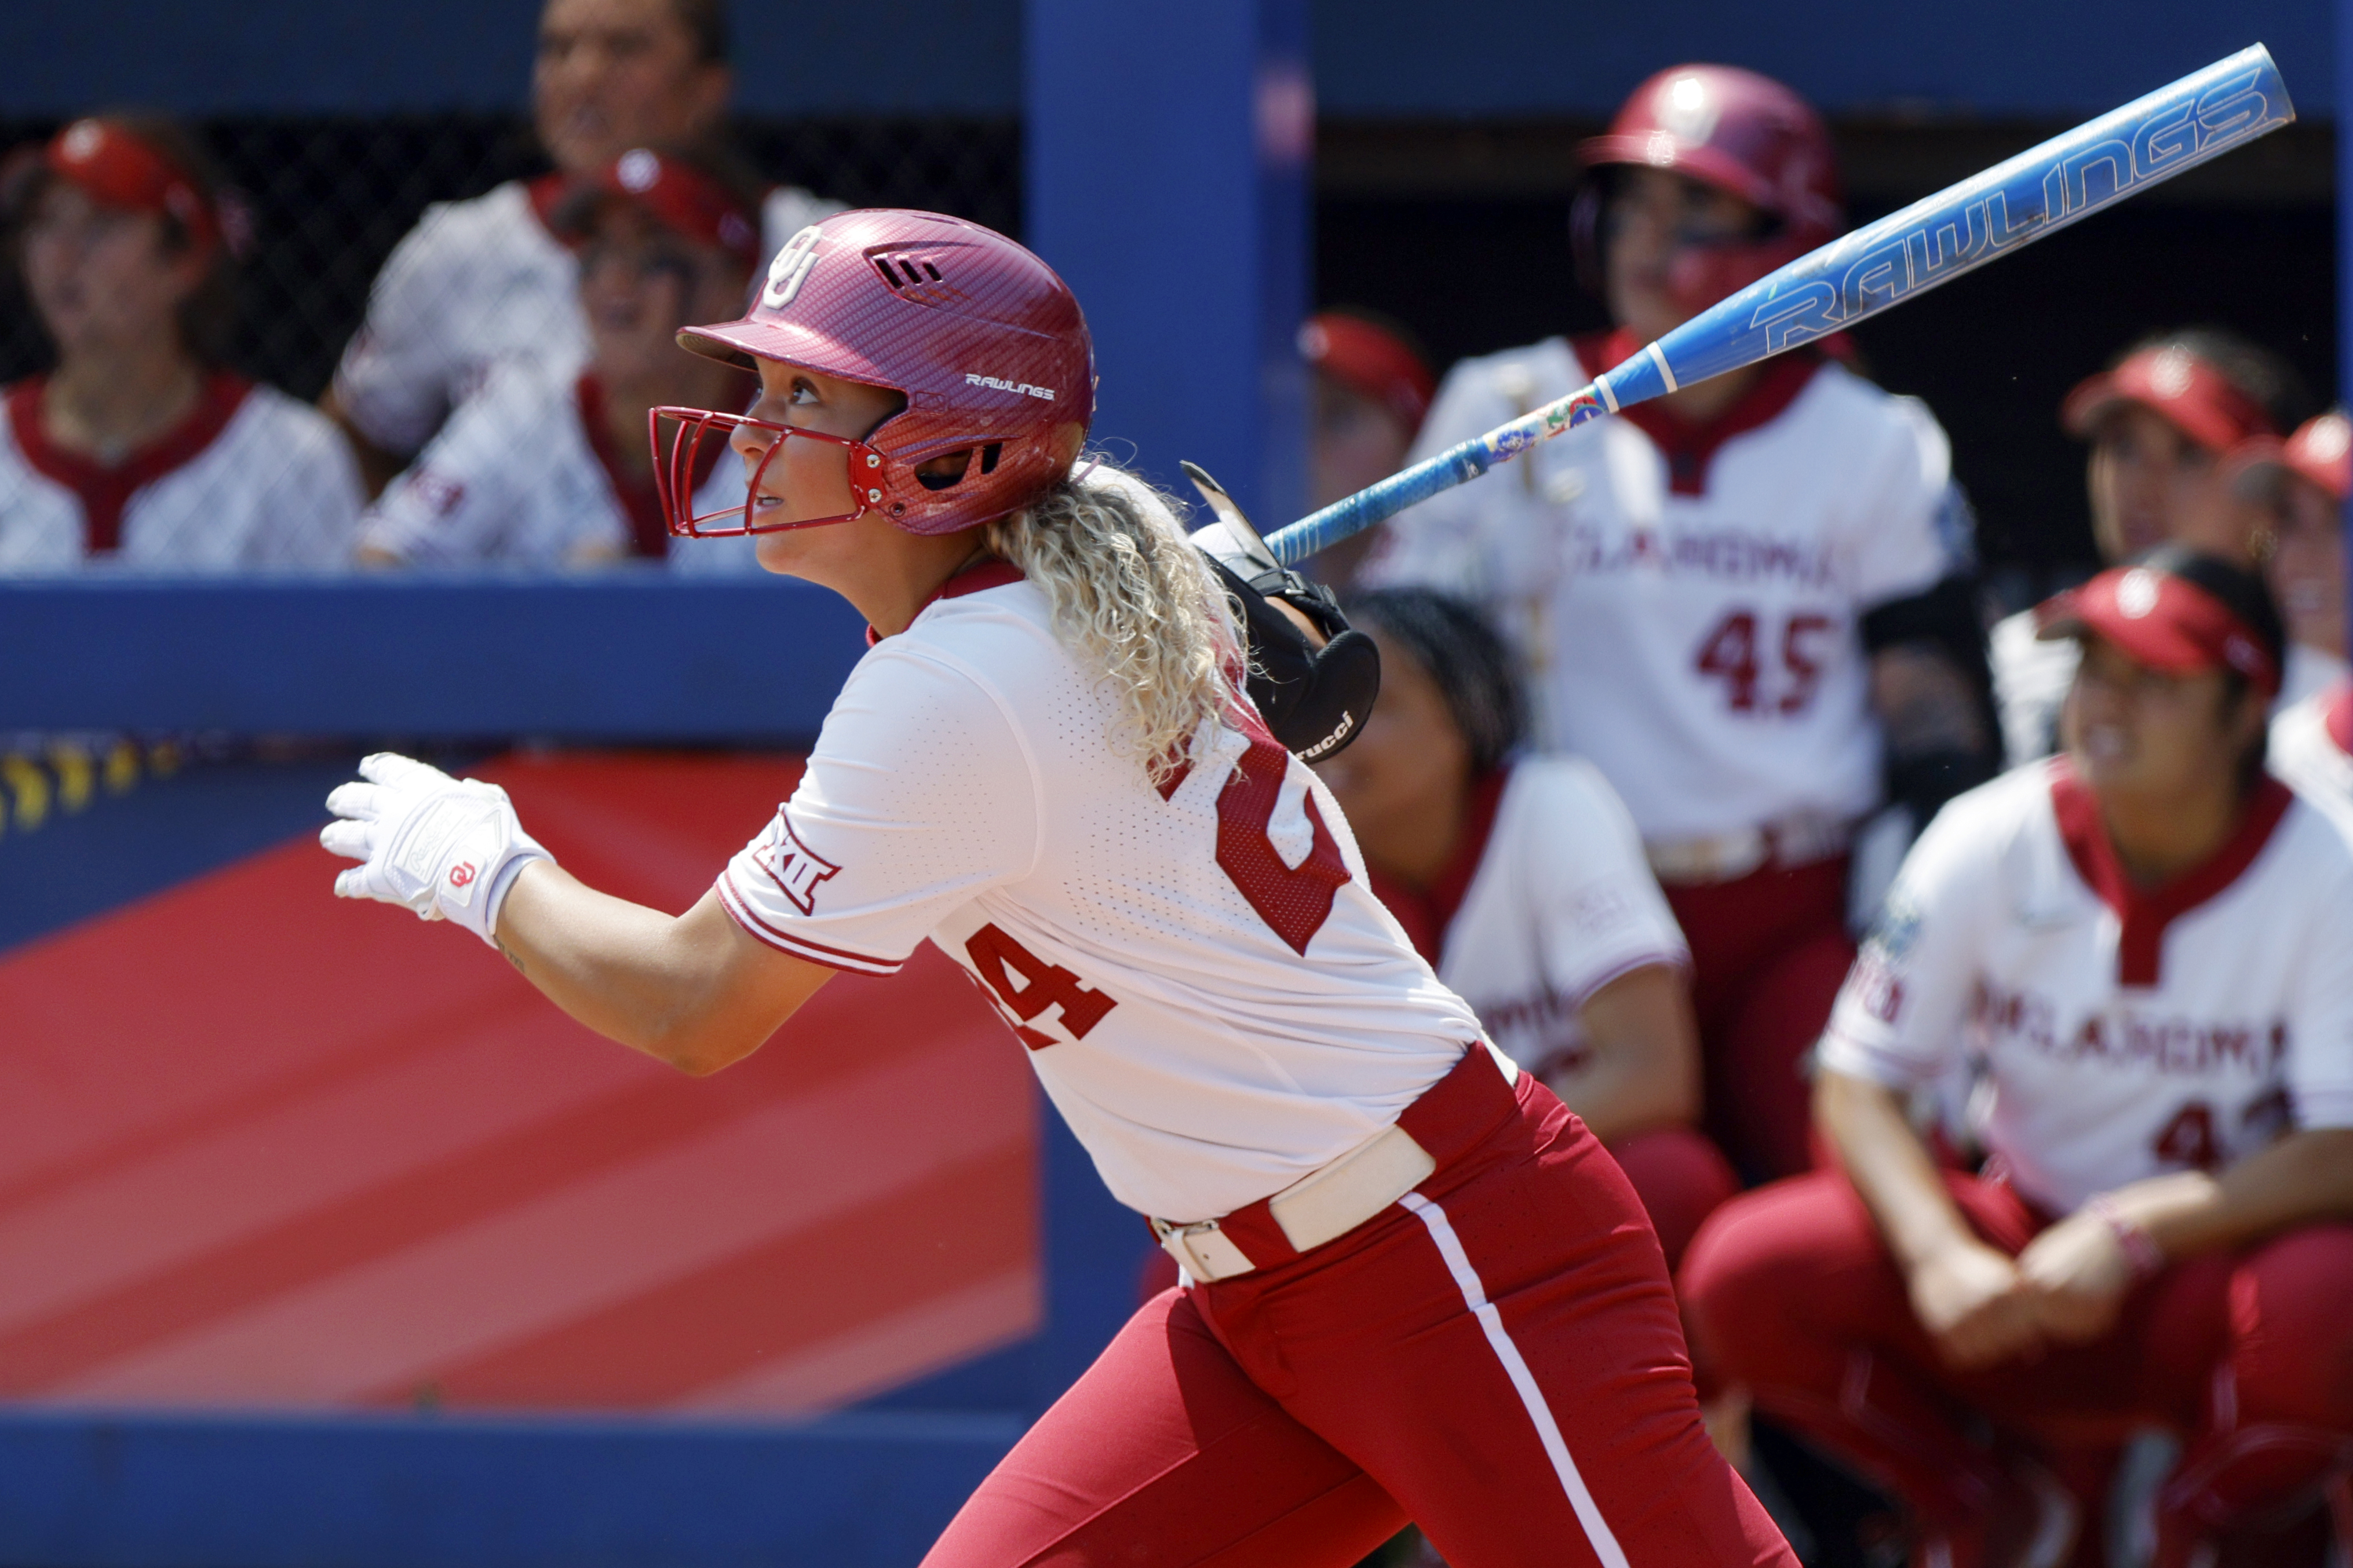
<box><xmin>0</xmin><ymin>115</ymin><xmax>1020</xmax><ymax>402</ymax></box>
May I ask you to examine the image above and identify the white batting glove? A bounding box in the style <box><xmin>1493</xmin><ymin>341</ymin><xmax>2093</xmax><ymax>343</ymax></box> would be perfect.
<box><xmin>320</xmin><ymin>752</ymin><xmax>553</xmax><ymax>946</ymax></box>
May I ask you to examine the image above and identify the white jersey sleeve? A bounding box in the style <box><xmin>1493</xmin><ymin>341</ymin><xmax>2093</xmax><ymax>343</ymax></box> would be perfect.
<box><xmin>1362</xmin><ymin>339</ymin><xmax>1581</xmax><ymax>600</ymax></box>
<box><xmin>1817</xmin><ymin>779</ymin><xmax>2015</xmax><ymax>1091</ymax></box>
<box><xmin>1439</xmin><ymin>759</ymin><xmax>1687</xmax><ymax>1072</ymax></box>
<box><xmin>332</xmin><ymin>183</ymin><xmax>585</xmax><ymax>459</ymax></box>
<box><xmin>1843</xmin><ymin>394</ymin><xmax>1963</xmax><ymax>611</ymax></box>
<box><xmin>359</xmin><ymin>361</ymin><xmax>622</xmax><ymax>566</ymax></box>
<box><xmin>718</xmin><ymin>640</ymin><xmax>1035</xmax><ymax>974</ymax></box>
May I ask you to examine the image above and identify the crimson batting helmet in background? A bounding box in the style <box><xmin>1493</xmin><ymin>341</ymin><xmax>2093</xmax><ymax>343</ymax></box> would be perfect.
<box><xmin>1573</xmin><ymin>65</ymin><xmax>1844</xmax><ymax>317</ymax></box>
<box><xmin>659</xmin><ymin>208</ymin><xmax>1094</xmax><ymax>538</ymax></box>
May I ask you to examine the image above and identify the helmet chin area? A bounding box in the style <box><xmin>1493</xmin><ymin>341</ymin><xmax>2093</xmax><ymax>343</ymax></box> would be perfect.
<box><xmin>648</xmin><ymin>404</ymin><xmax>891</xmax><ymax>538</ymax></box>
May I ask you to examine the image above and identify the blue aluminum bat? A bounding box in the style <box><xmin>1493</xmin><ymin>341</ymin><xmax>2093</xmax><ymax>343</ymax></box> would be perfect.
<box><xmin>1264</xmin><ymin>44</ymin><xmax>2294</xmax><ymax>567</ymax></box>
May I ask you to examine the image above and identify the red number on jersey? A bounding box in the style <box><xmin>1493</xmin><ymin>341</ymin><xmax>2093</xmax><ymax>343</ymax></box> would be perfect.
<box><xmin>1695</xmin><ymin>611</ymin><xmax>1762</xmax><ymax>712</ymax></box>
<box><xmin>2152</xmin><ymin>1101</ymin><xmax>2222</xmax><ymax>1172</ymax></box>
<box><xmin>1781</xmin><ymin>613</ymin><xmax>1833</xmax><ymax>714</ymax></box>
<box><xmin>964</xmin><ymin>922</ymin><xmax>1117</xmax><ymax>1049</ymax></box>
<box><xmin>1214</xmin><ymin>730</ymin><xmax>1352</xmax><ymax>954</ymax></box>
<box><xmin>1695</xmin><ymin>608</ymin><xmax>1836</xmax><ymax>715</ymax></box>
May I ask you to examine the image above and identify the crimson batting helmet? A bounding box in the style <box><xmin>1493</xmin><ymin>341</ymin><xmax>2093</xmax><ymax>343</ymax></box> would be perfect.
<box><xmin>1574</xmin><ymin>65</ymin><xmax>1844</xmax><ymax>316</ymax></box>
<box><xmin>656</xmin><ymin>208</ymin><xmax>1094</xmax><ymax>538</ymax></box>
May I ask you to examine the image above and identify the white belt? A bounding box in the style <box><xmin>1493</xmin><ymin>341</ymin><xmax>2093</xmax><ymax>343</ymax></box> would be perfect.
<box><xmin>1644</xmin><ymin>810</ymin><xmax>1853</xmax><ymax>886</ymax></box>
<box><xmin>1151</xmin><ymin>1122</ymin><xmax>1439</xmax><ymax>1285</ymax></box>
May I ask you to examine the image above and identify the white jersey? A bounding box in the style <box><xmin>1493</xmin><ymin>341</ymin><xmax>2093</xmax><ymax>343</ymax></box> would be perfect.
<box><xmin>334</xmin><ymin>177</ymin><xmax>842</xmax><ymax>458</ymax></box>
<box><xmin>357</xmin><ymin>358</ymin><xmax>760</xmax><ymax>573</ymax></box>
<box><xmin>2272</xmin><ymin>681</ymin><xmax>2353</xmax><ymax>814</ymax></box>
<box><xmin>716</xmin><ymin>484</ymin><xmax>1491</xmax><ymax>1223</ymax></box>
<box><xmin>1369</xmin><ymin>334</ymin><xmax>1963</xmax><ymax>844</ymax></box>
<box><xmin>1819</xmin><ymin>760</ymin><xmax>2353</xmax><ymax>1215</ymax></box>
<box><xmin>1434</xmin><ymin>758</ymin><xmax>1687</xmax><ymax>1076</ymax></box>
<box><xmin>0</xmin><ymin>375</ymin><xmax>361</xmax><ymax>572</ymax></box>
<box><xmin>1995</xmin><ymin>608</ymin><xmax>2346</xmax><ymax>767</ymax></box>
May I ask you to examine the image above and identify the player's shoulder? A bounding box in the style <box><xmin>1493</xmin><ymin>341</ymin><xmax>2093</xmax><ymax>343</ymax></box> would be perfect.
<box><xmin>1905</xmin><ymin>761</ymin><xmax>2062</xmax><ymax>895</ymax></box>
<box><xmin>1787</xmin><ymin>360</ymin><xmax>1947</xmax><ymax>449</ymax></box>
<box><xmin>1497</xmin><ymin>754</ymin><xmax>1646</xmax><ymax>858</ymax></box>
<box><xmin>1438</xmin><ymin>337</ymin><xmax>1582</xmax><ymax>404</ymax></box>
<box><xmin>391</xmin><ymin>180</ymin><xmax>560</xmax><ymax>271</ymax></box>
<box><xmin>2264</xmin><ymin>784</ymin><xmax>2353</xmax><ymax>894</ymax></box>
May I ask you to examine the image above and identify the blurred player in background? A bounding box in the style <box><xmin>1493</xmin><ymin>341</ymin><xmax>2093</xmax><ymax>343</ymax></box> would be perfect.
<box><xmin>1686</xmin><ymin>550</ymin><xmax>2353</xmax><ymax>1568</ymax></box>
<box><xmin>326</xmin><ymin>0</ymin><xmax>841</xmax><ymax>491</ymax></box>
<box><xmin>1299</xmin><ymin>308</ymin><xmax>1435</xmax><ymax>591</ymax></box>
<box><xmin>1316</xmin><ymin>587</ymin><xmax>1737</xmax><ymax>1273</ymax></box>
<box><xmin>323</xmin><ymin>207</ymin><xmax>1796</xmax><ymax>1568</ymax></box>
<box><xmin>1370</xmin><ymin>65</ymin><xmax>1994</xmax><ymax>1181</ymax></box>
<box><xmin>358</xmin><ymin>145</ymin><xmax>763</xmax><ymax>571</ymax></box>
<box><xmin>1991</xmin><ymin>330</ymin><xmax>2312</xmax><ymax>766</ymax></box>
<box><xmin>2257</xmin><ymin>411</ymin><xmax>2353</xmax><ymax>815</ymax></box>
<box><xmin>0</xmin><ymin>116</ymin><xmax>359</xmax><ymax>571</ymax></box>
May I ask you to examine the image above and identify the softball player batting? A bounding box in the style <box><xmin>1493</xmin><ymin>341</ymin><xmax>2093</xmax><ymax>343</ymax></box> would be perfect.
<box><xmin>320</xmin><ymin>210</ymin><xmax>1795</xmax><ymax>1568</ymax></box>
<box><xmin>1683</xmin><ymin>550</ymin><xmax>2353</xmax><ymax>1568</ymax></box>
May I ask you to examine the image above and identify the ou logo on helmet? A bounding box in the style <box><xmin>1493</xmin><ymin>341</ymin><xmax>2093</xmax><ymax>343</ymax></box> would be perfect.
<box><xmin>762</xmin><ymin>226</ymin><xmax>823</xmax><ymax>310</ymax></box>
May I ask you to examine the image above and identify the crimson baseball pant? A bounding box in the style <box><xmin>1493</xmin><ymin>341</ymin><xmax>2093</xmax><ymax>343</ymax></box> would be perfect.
<box><xmin>1661</xmin><ymin>854</ymin><xmax>1855</xmax><ymax>1181</ymax></box>
<box><xmin>923</xmin><ymin>1060</ymin><xmax>1796</xmax><ymax>1568</ymax></box>
<box><xmin>1680</xmin><ymin>1169</ymin><xmax>2353</xmax><ymax>1558</ymax></box>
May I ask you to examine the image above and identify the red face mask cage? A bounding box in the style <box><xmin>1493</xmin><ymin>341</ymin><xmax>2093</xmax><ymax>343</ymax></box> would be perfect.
<box><xmin>648</xmin><ymin>405</ymin><xmax>891</xmax><ymax>538</ymax></box>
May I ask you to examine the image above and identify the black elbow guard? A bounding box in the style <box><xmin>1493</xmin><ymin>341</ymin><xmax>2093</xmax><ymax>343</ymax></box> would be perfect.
<box><xmin>1204</xmin><ymin>553</ymin><xmax>1382</xmax><ymax>762</ymax></box>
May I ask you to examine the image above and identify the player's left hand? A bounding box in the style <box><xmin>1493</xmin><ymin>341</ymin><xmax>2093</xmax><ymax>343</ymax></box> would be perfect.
<box><xmin>320</xmin><ymin>752</ymin><xmax>553</xmax><ymax>947</ymax></box>
<box><xmin>2013</xmin><ymin>1212</ymin><xmax>2134</xmax><ymax>1342</ymax></box>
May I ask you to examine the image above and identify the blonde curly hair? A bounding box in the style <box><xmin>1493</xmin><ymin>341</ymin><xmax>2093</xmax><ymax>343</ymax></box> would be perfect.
<box><xmin>984</xmin><ymin>460</ymin><xmax>1243</xmax><ymax>787</ymax></box>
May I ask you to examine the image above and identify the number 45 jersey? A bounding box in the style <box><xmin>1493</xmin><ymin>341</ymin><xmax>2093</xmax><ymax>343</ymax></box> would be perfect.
<box><xmin>1819</xmin><ymin>759</ymin><xmax>2353</xmax><ymax>1216</ymax></box>
<box><xmin>716</xmin><ymin>554</ymin><xmax>1483</xmax><ymax>1225</ymax></box>
<box><xmin>1369</xmin><ymin>331</ymin><xmax>1964</xmax><ymax>845</ymax></box>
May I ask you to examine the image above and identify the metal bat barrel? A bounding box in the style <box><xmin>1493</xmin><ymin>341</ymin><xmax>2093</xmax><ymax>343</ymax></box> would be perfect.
<box><xmin>1267</xmin><ymin>43</ymin><xmax>2294</xmax><ymax>567</ymax></box>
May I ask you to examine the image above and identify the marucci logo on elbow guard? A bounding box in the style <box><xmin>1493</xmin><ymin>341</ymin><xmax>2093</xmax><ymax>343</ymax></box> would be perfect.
<box><xmin>965</xmin><ymin>374</ymin><xmax>1056</xmax><ymax>401</ymax></box>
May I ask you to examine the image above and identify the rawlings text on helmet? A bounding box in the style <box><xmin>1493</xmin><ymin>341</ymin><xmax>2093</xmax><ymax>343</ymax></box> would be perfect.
<box><xmin>966</xmin><ymin>374</ymin><xmax>1057</xmax><ymax>401</ymax></box>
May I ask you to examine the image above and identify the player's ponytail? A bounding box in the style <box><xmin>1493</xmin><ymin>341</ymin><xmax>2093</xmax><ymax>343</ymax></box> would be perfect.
<box><xmin>985</xmin><ymin>460</ymin><xmax>1242</xmax><ymax>788</ymax></box>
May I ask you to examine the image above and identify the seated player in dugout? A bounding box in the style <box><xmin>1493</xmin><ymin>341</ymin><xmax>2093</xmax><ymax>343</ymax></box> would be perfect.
<box><xmin>2249</xmin><ymin>411</ymin><xmax>2353</xmax><ymax>811</ymax></box>
<box><xmin>1990</xmin><ymin>329</ymin><xmax>2321</xmax><ymax>767</ymax></box>
<box><xmin>1297</xmin><ymin>308</ymin><xmax>1435</xmax><ymax>593</ymax></box>
<box><xmin>1367</xmin><ymin>65</ymin><xmax>1997</xmax><ymax>1182</ymax></box>
<box><xmin>0</xmin><ymin>116</ymin><xmax>361</xmax><ymax>571</ymax></box>
<box><xmin>357</xmin><ymin>145</ymin><xmax>766</xmax><ymax>571</ymax></box>
<box><xmin>323</xmin><ymin>208</ymin><xmax>1801</xmax><ymax>1568</ymax></box>
<box><xmin>324</xmin><ymin>0</ymin><xmax>841</xmax><ymax>494</ymax></box>
<box><xmin>1683</xmin><ymin>549</ymin><xmax>2353</xmax><ymax>1568</ymax></box>
<box><xmin>1312</xmin><ymin>587</ymin><xmax>1736</xmax><ymax>1274</ymax></box>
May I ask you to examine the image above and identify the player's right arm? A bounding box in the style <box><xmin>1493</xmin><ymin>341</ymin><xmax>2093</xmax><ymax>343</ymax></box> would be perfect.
<box><xmin>491</xmin><ymin>864</ymin><xmax>833</xmax><ymax>1075</ymax></box>
<box><xmin>1814</xmin><ymin>792</ymin><xmax>2041</xmax><ymax>1369</ymax></box>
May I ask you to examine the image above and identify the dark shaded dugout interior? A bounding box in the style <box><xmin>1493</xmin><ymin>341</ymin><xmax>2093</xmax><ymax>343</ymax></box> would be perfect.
<box><xmin>1317</xmin><ymin>119</ymin><xmax>2337</xmax><ymax>608</ymax></box>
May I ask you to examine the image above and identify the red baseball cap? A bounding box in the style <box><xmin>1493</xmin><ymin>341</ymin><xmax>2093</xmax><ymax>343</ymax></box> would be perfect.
<box><xmin>2230</xmin><ymin>408</ymin><xmax>2351</xmax><ymax>505</ymax></box>
<box><xmin>2037</xmin><ymin>548</ymin><xmax>2285</xmax><ymax>697</ymax></box>
<box><xmin>2062</xmin><ymin>343</ymin><xmax>2277</xmax><ymax>454</ymax></box>
<box><xmin>560</xmin><ymin>147</ymin><xmax>761</xmax><ymax>268</ymax></box>
<box><xmin>1300</xmin><ymin>310</ymin><xmax>1436</xmax><ymax>432</ymax></box>
<box><xmin>43</xmin><ymin>117</ymin><xmax>217</xmax><ymax>254</ymax></box>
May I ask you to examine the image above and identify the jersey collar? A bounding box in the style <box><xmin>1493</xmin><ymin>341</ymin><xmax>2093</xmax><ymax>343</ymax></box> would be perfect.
<box><xmin>6</xmin><ymin>371</ymin><xmax>251</xmax><ymax>554</ymax></box>
<box><xmin>1573</xmin><ymin>328</ymin><xmax>1821</xmax><ymax>498</ymax></box>
<box><xmin>2046</xmin><ymin>755</ymin><xmax>2293</xmax><ymax>987</ymax></box>
<box><xmin>865</xmin><ymin>555</ymin><xmax>1026</xmax><ymax>645</ymax></box>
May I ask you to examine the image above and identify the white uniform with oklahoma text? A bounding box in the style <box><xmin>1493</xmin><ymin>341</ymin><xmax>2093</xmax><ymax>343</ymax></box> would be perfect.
<box><xmin>1438</xmin><ymin>758</ymin><xmax>1687</xmax><ymax>1075</ymax></box>
<box><xmin>0</xmin><ymin>379</ymin><xmax>361</xmax><ymax>571</ymax></box>
<box><xmin>1369</xmin><ymin>337</ymin><xmax>1964</xmax><ymax>845</ymax></box>
<box><xmin>334</xmin><ymin>179</ymin><xmax>841</xmax><ymax>458</ymax></box>
<box><xmin>718</xmin><ymin>480</ymin><xmax>1489</xmax><ymax>1224</ymax></box>
<box><xmin>357</xmin><ymin>357</ymin><xmax>761</xmax><ymax>572</ymax></box>
<box><xmin>1818</xmin><ymin>761</ymin><xmax>2353</xmax><ymax>1214</ymax></box>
